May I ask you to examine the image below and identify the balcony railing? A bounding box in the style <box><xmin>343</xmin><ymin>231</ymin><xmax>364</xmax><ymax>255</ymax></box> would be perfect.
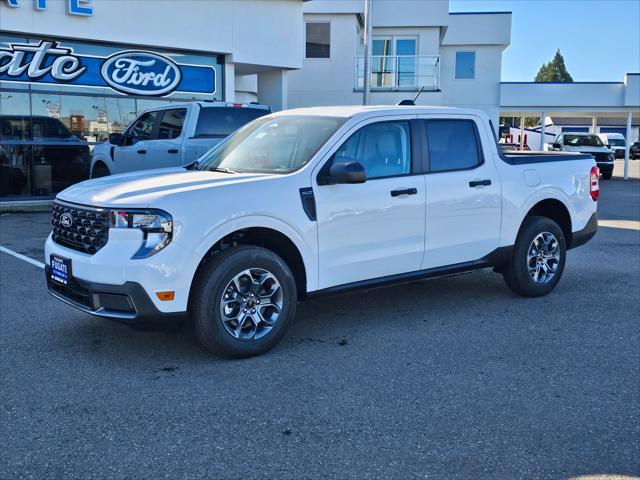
<box><xmin>355</xmin><ymin>55</ymin><xmax>440</xmax><ymax>91</ymax></box>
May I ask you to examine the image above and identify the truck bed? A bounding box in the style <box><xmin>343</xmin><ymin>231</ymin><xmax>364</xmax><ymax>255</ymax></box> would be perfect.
<box><xmin>499</xmin><ymin>151</ymin><xmax>593</xmax><ymax>166</ymax></box>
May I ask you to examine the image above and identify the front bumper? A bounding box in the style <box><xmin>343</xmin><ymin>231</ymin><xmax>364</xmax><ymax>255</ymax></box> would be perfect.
<box><xmin>46</xmin><ymin>267</ymin><xmax>187</xmax><ymax>329</ymax></box>
<box><xmin>45</xmin><ymin>227</ymin><xmax>200</xmax><ymax>327</ymax></box>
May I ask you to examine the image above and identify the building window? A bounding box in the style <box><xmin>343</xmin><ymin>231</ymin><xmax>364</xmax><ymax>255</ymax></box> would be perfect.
<box><xmin>306</xmin><ymin>22</ymin><xmax>330</xmax><ymax>59</ymax></box>
<box><xmin>455</xmin><ymin>51</ymin><xmax>476</xmax><ymax>79</ymax></box>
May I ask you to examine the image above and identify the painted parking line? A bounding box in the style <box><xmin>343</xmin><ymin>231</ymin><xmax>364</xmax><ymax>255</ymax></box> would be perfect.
<box><xmin>0</xmin><ymin>245</ymin><xmax>45</xmax><ymax>269</ymax></box>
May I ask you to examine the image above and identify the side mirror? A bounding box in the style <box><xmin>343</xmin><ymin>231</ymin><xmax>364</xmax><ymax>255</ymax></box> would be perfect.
<box><xmin>552</xmin><ymin>143</ymin><xmax>561</xmax><ymax>150</ymax></box>
<box><xmin>108</xmin><ymin>132</ymin><xmax>123</xmax><ymax>145</ymax></box>
<box><xmin>325</xmin><ymin>161</ymin><xmax>367</xmax><ymax>185</ymax></box>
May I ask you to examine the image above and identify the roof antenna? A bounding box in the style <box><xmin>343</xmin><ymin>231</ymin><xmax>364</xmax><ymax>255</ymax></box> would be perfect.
<box><xmin>396</xmin><ymin>86</ymin><xmax>425</xmax><ymax>106</ymax></box>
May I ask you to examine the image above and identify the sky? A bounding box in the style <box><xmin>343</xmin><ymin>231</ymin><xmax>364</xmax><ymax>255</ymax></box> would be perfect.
<box><xmin>450</xmin><ymin>0</ymin><xmax>640</xmax><ymax>82</ymax></box>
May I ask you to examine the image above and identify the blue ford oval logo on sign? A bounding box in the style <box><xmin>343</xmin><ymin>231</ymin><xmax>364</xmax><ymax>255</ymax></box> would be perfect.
<box><xmin>100</xmin><ymin>51</ymin><xmax>182</xmax><ymax>96</ymax></box>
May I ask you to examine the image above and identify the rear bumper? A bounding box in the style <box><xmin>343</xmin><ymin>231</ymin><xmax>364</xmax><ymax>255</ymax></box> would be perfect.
<box><xmin>46</xmin><ymin>267</ymin><xmax>187</xmax><ymax>330</ymax></box>
<box><xmin>597</xmin><ymin>162</ymin><xmax>614</xmax><ymax>174</ymax></box>
<box><xmin>569</xmin><ymin>213</ymin><xmax>597</xmax><ymax>250</ymax></box>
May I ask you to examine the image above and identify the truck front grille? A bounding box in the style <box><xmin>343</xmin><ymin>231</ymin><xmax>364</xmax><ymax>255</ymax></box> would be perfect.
<box><xmin>51</xmin><ymin>201</ymin><xmax>109</xmax><ymax>255</ymax></box>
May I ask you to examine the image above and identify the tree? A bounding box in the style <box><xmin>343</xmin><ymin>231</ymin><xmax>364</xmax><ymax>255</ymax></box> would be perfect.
<box><xmin>535</xmin><ymin>49</ymin><xmax>573</xmax><ymax>82</ymax></box>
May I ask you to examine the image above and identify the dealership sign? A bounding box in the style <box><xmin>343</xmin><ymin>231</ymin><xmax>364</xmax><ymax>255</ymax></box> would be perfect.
<box><xmin>0</xmin><ymin>41</ymin><xmax>216</xmax><ymax>96</ymax></box>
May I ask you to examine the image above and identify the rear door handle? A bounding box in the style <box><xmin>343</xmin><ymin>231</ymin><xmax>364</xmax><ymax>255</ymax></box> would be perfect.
<box><xmin>137</xmin><ymin>149</ymin><xmax>147</xmax><ymax>154</ymax></box>
<box><xmin>469</xmin><ymin>179</ymin><xmax>491</xmax><ymax>188</ymax></box>
<box><xmin>390</xmin><ymin>188</ymin><xmax>418</xmax><ymax>197</ymax></box>
<box><xmin>168</xmin><ymin>149</ymin><xmax>179</xmax><ymax>154</ymax></box>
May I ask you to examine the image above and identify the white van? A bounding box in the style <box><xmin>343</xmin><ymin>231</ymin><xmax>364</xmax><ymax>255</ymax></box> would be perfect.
<box><xmin>599</xmin><ymin>133</ymin><xmax>626</xmax><ymax>159</ymax></box>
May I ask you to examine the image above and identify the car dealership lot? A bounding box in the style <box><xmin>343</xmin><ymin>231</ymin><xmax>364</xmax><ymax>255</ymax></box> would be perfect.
<box><xmin>1</xmin><ymin>171</ymin><xmax>639</xmax><ymax>479</ymax></box>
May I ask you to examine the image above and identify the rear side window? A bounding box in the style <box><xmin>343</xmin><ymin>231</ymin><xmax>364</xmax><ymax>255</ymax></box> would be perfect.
<box><xmin>195</xmin><ymin>107</ymin><xmax>268</xmax><ymax>138</ymax></box>
<box><xmin>425</xmin><ymin>119</ymin><xmax>481</xmax><ymax>172</ymax></box>
<box><xmin>158</xmin><ymin>109</ymin><xmax>186</xmax><ymax>139</ymax></box>
<box><xmin>0</xmin><ymin>118</ymin><xmax>30</xmax><ymax>141</ymax></box>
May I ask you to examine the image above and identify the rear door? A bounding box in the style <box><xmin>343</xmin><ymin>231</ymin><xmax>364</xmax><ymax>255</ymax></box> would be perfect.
<box><xmin>147</xmin><ymin>108</ymin><xmax>188</xmax><ymax>168</ymax></box>
<box><xmin>420</xmin><ymin>116</ymin><xmax>501</xmax><ymax>269</ymax></box>
<box><xmin>111</xmin><ymin>110</ymin><xmax>160</xmax><ymax>174</ymax></box>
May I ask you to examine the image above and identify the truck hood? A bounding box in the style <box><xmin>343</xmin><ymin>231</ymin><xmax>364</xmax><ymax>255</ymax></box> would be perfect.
<box><xmin>57</xmin><ymin>167</ymin><xmax>269</xmax><ymax>207</ymax></box>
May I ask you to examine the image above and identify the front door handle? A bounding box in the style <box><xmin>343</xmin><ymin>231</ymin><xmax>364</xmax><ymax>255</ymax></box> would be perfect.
<box><xmin>390</xmin><ymin>188</ymin><xmax>418</xmax><ymax>197</ymax></box>
<box><xmin>469</xmin><ymin>179</ymin><xmax>491</xmax><ymax>188</ymax></box>
<box><xmin>137</xmin><ymin>149</ymin><xmax>147</xmax><ymax>154</ymax></box>
<box><xmin>168</xmin><ymin>149</ymin><xmax>179</xmax><ymax>154</ymax></box>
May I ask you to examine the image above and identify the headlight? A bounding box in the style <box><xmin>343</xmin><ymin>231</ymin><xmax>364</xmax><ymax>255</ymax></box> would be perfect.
<box><xmin>110</xmin><ymin>209</ymin><xmax>173</xmax><ymax>259</ymax></box>
<box><xmin>608</xmin><ymin>153</ymin><xmax>615</xmax><ymax>161</ymax></box>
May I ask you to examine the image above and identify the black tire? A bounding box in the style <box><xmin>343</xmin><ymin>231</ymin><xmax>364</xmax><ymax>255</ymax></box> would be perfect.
<box><xmin>602</xmin><ymin>171</ymin><xmax>613</xmax><ymax>180</ymax></box>
<box><xmin>91</xmin><ymin>162</ymin><xmax>110</xmax><ymax>178</ymax></box>
<box><xmin>191</xmin><ymin>245</ymin><xmax>297</xmax><ymax>358</ymax></box>
<box><xmin>503</xmin><ymin>216</ymin><xmax>566</xmax><ymax>297</ymax></box>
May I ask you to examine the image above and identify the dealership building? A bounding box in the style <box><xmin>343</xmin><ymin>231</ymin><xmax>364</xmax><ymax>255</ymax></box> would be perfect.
<box><xmin>1</xmin><ymin>0</ymin><xmax>638</xmax><ymax>202</ymax></box>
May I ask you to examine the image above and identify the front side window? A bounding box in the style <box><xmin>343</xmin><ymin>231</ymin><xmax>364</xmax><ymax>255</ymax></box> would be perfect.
<box><xmin>127</xmin><ymin>111</ymin><xmax>159</xmax><ymax>144</ymax></box>
<box><xmin>197</xmin><ymin>115</ymin><xmax>346</xmax><ymax>174</ymax></box>
<box><xmin>157</xmin><ymin>109</ymin><xmax>186</xmax><ymax>140</ymax></box>
<box><xmin>32</xmin><ymin>118</ymin><xmax>73</xmax><ymax>140</ymax></box>
<box><xmin>306</xmin><ymin>22</ymin><xmax>330</xmax><ymax>59</ymax></box>
<box><xmin>331</xmin><ymin>121</ymin><xmax>412</xmax><ymax>179</ymax></box>
<box><xmin>425</xmin><ymin>119</ymin><xmax>481</xmax><ymax>172</ymax></box>
<box><xmin>455</xmin><ymin>51</ymin><xmax>476</xmax><ymax>79</ymax></box>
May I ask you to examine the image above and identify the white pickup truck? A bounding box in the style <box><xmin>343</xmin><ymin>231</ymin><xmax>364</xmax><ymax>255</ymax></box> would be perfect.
<box><xmin>90</xmin><ymin>101</ymin><xmax>270</xmax><ymax>178</ymax></box>
<box><xmin>46</xmin><ymin>106</ymin><xmax>599</xmax><ymax>357</ymax></box>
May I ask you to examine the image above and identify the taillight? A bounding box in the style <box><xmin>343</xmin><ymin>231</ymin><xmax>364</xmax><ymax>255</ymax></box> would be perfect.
<box><xmin>590</xmin><ymin>166</ymin><xmax>600</xmax><ymax>201</ymax></box>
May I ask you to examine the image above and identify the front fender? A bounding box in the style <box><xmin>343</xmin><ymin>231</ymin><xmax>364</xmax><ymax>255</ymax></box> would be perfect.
<box><xmin>183</xmin><ymin>214</ymin><xmax>318</xmax><ymax>293</ymax></box>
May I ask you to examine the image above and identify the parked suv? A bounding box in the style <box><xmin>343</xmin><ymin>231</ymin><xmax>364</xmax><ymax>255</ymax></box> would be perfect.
<box><xmin>90</xmin><ymin>102</ymin><xmax>270</xmax><ymax>178</ymax></box>
<box><xmin>630</xmin><ymin>142</ymin><xmax>640</xmax><ymax>160</ymax></box>
<box><xmin>1</xmin><ymin>115</ymin><xmax>90</xmax><ymax>197</ymax></box>
<box><xmin>552</xmin><ymin>133</ymin><xmax>615</xmax><ymax>179</ymax></box>
<box><xmin>46</xmin><ymin>106</ymin><xmax>599</xmax><ymax>358</ymax></box>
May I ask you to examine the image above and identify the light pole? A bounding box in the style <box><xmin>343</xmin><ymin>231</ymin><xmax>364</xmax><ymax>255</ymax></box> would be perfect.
<box><xmin>362</xmin><ymin>0</ymin><xmax>373</xmax><ymax>105</ymax></box>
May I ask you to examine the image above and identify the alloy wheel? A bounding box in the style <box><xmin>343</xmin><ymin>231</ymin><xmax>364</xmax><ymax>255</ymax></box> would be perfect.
<box><xmin>219</xmin><ymin>268</ymin><xmax>283</xmax><ymax>341</ymax></box>
<box><xmin>527</xmin><ymin>232</ymin><xmax>561</xmax><ymax>284</ymax></box>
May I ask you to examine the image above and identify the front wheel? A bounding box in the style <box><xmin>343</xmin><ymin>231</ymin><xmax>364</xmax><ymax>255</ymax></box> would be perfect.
<box><xmin>91</xmin><ymin>162</ymin><xmax>110</xmax><ymax>178</ymax></box>
<box><xmin>503</xmin><ymin>216</ymin><xmax>566</xmax><ymax>297</ymax></box>
<box><xmin>602</xmin><ymin>170</ymin><xmax>613</xmax><ymax>180</ymax></box>
<box><xmin>191</xmin><ymin>246</ymin><xmax>297</xmax><ymax>358</ymax></box>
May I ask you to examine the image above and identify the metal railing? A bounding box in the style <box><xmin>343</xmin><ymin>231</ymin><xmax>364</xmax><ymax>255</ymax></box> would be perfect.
<box><xmin>355</xmin><ymin>55</ymin><xmax>440</xmax><ymax>91</ymax></box>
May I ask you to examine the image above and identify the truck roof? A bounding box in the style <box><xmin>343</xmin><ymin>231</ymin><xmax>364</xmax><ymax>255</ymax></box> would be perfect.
<box><xmin>273</xmin><ymin>105</ymin><xmax>489</xmax><ymax>119</ymax></box>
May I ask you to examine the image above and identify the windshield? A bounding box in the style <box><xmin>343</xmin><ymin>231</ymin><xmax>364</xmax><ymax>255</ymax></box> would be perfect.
<box><xmin>564</xmin><ymin>134</ymin><xmax>604</xmax><ymax>147</ymax></box>
<box><xmin>608</xmin><ymin>139</ymin><xmax>625</xmax><ymax>147</ymax></box>
<box><xmin>197</xmin><ymin>115</ymin><xmax>346</xmax><ymax>174</ymax></box>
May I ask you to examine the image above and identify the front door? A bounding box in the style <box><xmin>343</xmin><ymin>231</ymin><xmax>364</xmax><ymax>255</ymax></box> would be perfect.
<box><xmin>313</xmin><ymin>118</ymin><xmax>426</xmax><ymax>289</ymax></box>
<box><xmin>111</xmin><ymin>110</ymin><xmax>160</xmax><ymax>174</ymax></box>
<box><xmin>421</xmin><ymin>116</ymin><xmax>501</xmax><ymax>269</ymax></box>
<box><xmin>147</xmin><ymin>108</ymin><xmax>187</xmax><ymax>168</ymax></box>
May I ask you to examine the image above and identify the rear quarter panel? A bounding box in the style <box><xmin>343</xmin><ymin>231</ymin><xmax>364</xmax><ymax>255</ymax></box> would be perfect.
<box><xmin>495</xmin><ymin>154</ymin><xmax>597</xmax><ymax>246</ymax></box>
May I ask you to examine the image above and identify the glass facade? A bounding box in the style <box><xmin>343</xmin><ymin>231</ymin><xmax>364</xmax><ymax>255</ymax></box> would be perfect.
<box><xmin>0</xmin><ymin>34</ymin><xmax>223</xmax><ymax>199</ymax></box>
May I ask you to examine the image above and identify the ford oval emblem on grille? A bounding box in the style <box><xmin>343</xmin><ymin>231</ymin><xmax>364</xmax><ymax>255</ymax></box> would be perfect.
<box><xmin>100</xmin><ymin>51</ymin><xmax>182</xmax><ymax>96</ymax></box>
<box><xmin>60</xmin><ymin>213</ymin><xmax>73</xmax><ymax>228</ymax></box>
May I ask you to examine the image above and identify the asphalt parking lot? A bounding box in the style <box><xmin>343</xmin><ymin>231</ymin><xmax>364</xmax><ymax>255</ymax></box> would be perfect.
<box><xmin>1</xmin><ymin>162</ymin><xmax>639</xmax><ymax>480</ymax></box>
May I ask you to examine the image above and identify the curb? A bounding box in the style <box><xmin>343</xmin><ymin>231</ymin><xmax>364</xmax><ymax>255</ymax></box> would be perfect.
<box><xmin>0</xmin><ymin>200</ymin><xmax>52</xmax><ymax>213</ymax></box>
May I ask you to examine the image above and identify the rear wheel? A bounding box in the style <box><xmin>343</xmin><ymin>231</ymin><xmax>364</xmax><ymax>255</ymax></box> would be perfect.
<box><xmin>191</xmin><ymin>246</ymin><xmax>297</xmax><ymax>358</ymax></box>
<box><xmin>503</xmin><ymin>216</ymin><xmax>566</xmax><ymax>297</ymax></box>
<box><xmin>91</xmin><ymin>162</ymin><xmax>110</xmax><ymax>178</ymax></box>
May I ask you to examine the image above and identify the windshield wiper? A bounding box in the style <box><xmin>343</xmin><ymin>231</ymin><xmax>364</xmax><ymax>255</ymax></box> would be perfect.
<box><xmin>209</xmin><ymin>167</ymin><xmax>238</xmax><ymax>174</ymax></box>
